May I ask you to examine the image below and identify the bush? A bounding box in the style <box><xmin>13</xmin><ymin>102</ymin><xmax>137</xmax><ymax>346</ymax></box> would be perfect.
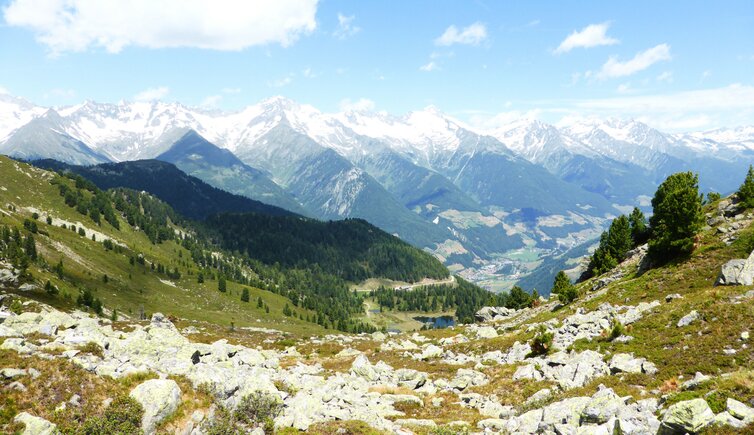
<box><xmin>201</xmin><ymin>407</ymin><xmax>243</xmax><ymax>435</ymax></box>
<box><xmin>235</xmin><ymin>391</ymin><xmax>283</xmax><ymax>428</ymax></box>
<box><xmin>431</xmin><ymin>426</ymin><xmax>470</xmax><ymax>435</ymax></box>
<box><xmin>79</xmin><ymin>395</ymin><xmax>143</xmax><ymax>435</ymax></box>
<box><xmin>528</xmin><ymin>325</ymin><xmax>553</xmax><ymax>357</ymax></box>
<box><xmin>558</xmin><ymin>284</ymin><xmax>578</xmax><ymax>305</ymax></box>
<box><xmin>606</xmin><ymin>318</ymin><xmax>624</xmax><ymax>341</ymax></box>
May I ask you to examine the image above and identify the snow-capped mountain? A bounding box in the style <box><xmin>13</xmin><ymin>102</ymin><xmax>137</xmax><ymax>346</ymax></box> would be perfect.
<box><xmin>0</xmin><ymin>93</ymin><xmax>47</xmax><ymax>143</ymax></box>
<box><xmin>1</xmin><ymin>93</ymin><xmax>752</xmax><ymax>291</ymax></box>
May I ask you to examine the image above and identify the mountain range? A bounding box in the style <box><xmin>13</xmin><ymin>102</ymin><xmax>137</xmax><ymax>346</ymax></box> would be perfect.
<box><xmin>2</xmin><ymin>92</ymin><xmax>753</xmax><ymax>291</ymax></box>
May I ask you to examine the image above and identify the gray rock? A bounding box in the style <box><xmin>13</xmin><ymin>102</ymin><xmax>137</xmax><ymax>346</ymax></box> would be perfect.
<box><xmin>7</xmin><ymin>381</ymin><xmax>26</xmax><ymax>391</ymax></box>
<box><xmin>475</xmin><ymin>306</ymin><xmax>516</xmax><ymax>322</ymax></box>
<box><xmin>681</xmin><ymin>372</ymin><xmax>711</xmax><ymax>390</ymax></box>
<box><xmin>14</xmin><ymin>412</ymin><xmax>57</xmax><ymax>435</ymax></box>
<box><xmin>475</xmin><ymin>326</ymin><xmax>498</xmax><ymax>339</ymax></box>
<box><xmin>660</xmin><ymin>398</ymin><xmax>715</xmax><ymax>434</ymax></box>
<box><xmin>0</xmin><ymin>367</ymin><xmax>27</xmax><ymax>379</ymax></box>
<box><xmin>130</xmin><ymin>379</ymin><xmax>182</xmax><ymax>434</ymax></box>
<box><xmin>677</xmin><ymin>310</ymin><xmax>700</xmax><ymax>327</ymax></box>
<box><xmin>716</xmin><ymin>250</ymin><xmax>754</xmax><ymax>286</ymax></box>
<box><xmin>727</xmin><ymin>398</ymin><xmax>754</xmax><ymax>421</ymax></box>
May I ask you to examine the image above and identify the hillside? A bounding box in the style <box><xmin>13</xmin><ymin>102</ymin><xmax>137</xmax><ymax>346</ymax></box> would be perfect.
<box><xmin>2</xmin><ymin>175</ymin><xmax>754</xmax><ymax>434</ymax></box>
<box><xmin>2</xmin><ymin>156</ymin><xmax>450</xmax><ymax>334</ymax></box>
<box><xmin>33</xmin><ymin>159</ymin><xmax>296</xmax><ymax>220</ymax></box>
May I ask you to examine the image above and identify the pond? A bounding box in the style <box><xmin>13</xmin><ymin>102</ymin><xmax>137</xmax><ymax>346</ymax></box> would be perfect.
<box><xmin>413</xmin><ymin>315</ymin><xmax>456</xmax><ymax>329</ymax></box>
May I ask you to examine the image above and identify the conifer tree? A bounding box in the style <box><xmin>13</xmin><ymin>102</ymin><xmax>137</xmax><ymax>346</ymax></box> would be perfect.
<box><xmin>648</xmin><ymin>172</ymin><xmax>703</xmax><ymax>263</ymax></box>
<box><xmin>628</xmin><ymin>207</ymin><xmax>649</xmax><ymax>245</ymax></box>
<box><xmin>218</xmin><ymin>276</ymin><xmax>227</xmax><ymax>293</ymax></box>
<box><xmin>551</xmin><ymin>271</ymin><xmax>573</xmax><ymax>295</ymax></box>
<box><xmin>241</xmin><ymin>288</ymin><xmax>250</xmax><ymax>303</ymax></box>
<box><xmin>737</xmin><ymin>165</ymin><xmax>754</xmax><ymax>208</ymax></box>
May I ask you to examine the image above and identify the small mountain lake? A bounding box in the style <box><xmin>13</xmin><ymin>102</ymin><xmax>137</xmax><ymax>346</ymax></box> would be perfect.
<box><xmin>413</xmin><ymin>315</ymin><xmax>456</xmax><ymax>329</ymax></box>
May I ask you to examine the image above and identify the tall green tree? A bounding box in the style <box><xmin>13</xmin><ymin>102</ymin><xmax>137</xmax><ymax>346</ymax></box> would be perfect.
<box><xmin>628</xmin><ymin>207</ymin><xmax>649</xmax><ymax>245</ymax></box>
<box><xmin>551</xmin><ymin>271</ymin><xmax>573</xmax><ymax>295</ymax></box>
<box><xmin>737</xmin><ymin>165</ymin><xmax>754</xmax><ymax>208</ymax></box>
<box><xmin>648</xmin><ymin>172</ymin><xmax>703</xmax><ymax>263</ymax></box>
<box><xmin>240</xmin><ymin>288</ymin><xmax>250</xmax><ymax>302</ymax></box>
<box><xmin>218</xmin><ymin>276</ymin><xmax>227</xmax><ymax>293</ymax></box>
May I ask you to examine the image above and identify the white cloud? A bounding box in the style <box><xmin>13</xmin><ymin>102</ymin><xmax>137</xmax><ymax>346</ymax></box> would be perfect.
<box><xmin>0</xmin><ymin>86</ymin><xmax>9</xmax><ymax>94</ymax></box>
<box><xmin>221</xmin><ymin>87</ymin><xmax>241</xmax><ymax>94</ymax></box>
<box><xmin>616</xmin><ymin>83</ymin><xmax>633</xmax><ymax>94</ymax></box>
<box><xmin>333</xmin><ymin>13</ymin><xmax>360</xmax><ymax>39</ymax></box>
<box><xmin>134</xmin><ymin>86</ymin><xmax>169</xmax><ymax>101</ymax></box>
<box><xmin>268</xmin><ymin>75</ymin><xmax>293</xmax><ymax>88</ymax></box>
<box><xmin>435</xmin><ymin>22</ymin><xmax>487</xmax><ymax>46</ymax></box>
<box><xmin>3</xmin><ymin>0</ymin><xmax>318</xmax><ymax>54</ymax></box>
<box><xmin>597</xmin><ymin>43</ymin><xmax>671</xmax><ymax>79</ymax></box>
<box><xmin>419</xmin><ymin>61</ymin><xmax>439</xmax><ymax>72</ymax></box>
<box><xmin>554</xmin><ymin>22</ymin><xmax>619</xmax><ymax>54</ymax></box>
<box><xmin>200</xmin><ymin>94</ymin><xmax>222</xmax><ymax>108</ymax></box>
<box><xmin>302</xmin><ymin>67</ymin><xmax>318</xmax><ymax>78</ymax></box>
<box><xmin>656</xmin><ymin>71</ymin><xmax>673</xmax><ymax>83</ymax></box>
<box><xmin>339</xmin><ymin>98</ymin><xmax>375</xmax><ymax>112</ymax></box>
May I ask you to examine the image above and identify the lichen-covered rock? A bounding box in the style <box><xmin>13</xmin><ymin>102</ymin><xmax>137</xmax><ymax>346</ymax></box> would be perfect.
<box><xmin>129</xmin><ymin>379</ymin><xmax>182</xmax><ymax>434</ymax></box>
<box><xmin>14</xmin><ymin>412</ymin><xmax>57</xmax><ymax>435</ymax></box>
<box><xmin>660</xmin><ymin>398</ymin><xmax>715</xmax><ymax>434</ymax></box>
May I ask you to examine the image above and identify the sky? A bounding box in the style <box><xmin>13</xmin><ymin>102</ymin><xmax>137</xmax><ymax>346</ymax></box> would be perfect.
<box><xmin>0</xmin><ymin>0</ymin><xmax>753</xmax><ymax>131</ymax></box>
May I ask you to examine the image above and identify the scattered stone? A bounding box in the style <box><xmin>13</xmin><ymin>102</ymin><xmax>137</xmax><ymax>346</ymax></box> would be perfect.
<box><xmin>665</xmin><ymin>293</ymin><xmax>683</xmax><ymax>303</ymax></box>
<box><xmin>7</xmin><ymin>381</ymin><xmax>26</xmax><ymax>391</ymax></box>
<box><xmin>677</xmin><ymin>310</ymin><xmax>700</xmax><ymax>327</ymax></box>
<box><xmin>741</xmin><ymin>331</ymin><xmax>750</xmax><ymax>341</ymax></box>
<box><xmin>416</xmin><ymin>344</ymin><xmax>443</xmax><ymax>360</ymax></box>
<box><xmin>681</xmin><ymin>372</ymin><xmax>711</xmax><ymax>390</ymax></box>
<box><xmin>129</xmin><ymin>379</ymin><xmax>182</xmax><ymax>434</ymax></box>
<box><xmin>14</xmin><ymin>412</ymin><xmax>57</xmax><ymax>435</ymax></box>
<box><xmin>0</xmin><ymin>368</ymin><xmax>27</xmax><ymax>379</ymax></box>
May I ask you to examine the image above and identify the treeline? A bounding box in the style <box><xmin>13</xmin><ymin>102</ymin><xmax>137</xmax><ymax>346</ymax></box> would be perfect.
<box><xmin>371</xmin><ymin>277</ymin><xmax>540</xmax><ymax>324</ymax></box>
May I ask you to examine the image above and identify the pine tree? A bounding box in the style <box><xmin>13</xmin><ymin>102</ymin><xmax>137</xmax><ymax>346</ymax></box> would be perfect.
<box><xmin>257</xmin><ymin>296</ymin><xmax>263</xmax><ymax>309</ymax></box>
<box><xmin>24</xmin><ymin>234</ymin><xmax>37</xmax><ymax>261</ymax></box>
<box><xmin>218</xmin><ymin>276</ymin><xmax>227</xmax><ymax>293</ymax></box>
<box><xmin>551</xmin><ymin>271</ymin><xmax>573</xmax><ymax>295</ymax></box>
<box><xmin>241</xmin><ymin>288</ymin><xmax>250</xmax><ymax>303</ymax></box>
<box><xmin>197</xmin><ymin>272</ymin><xmax>204</xmax><ymax>284</ymax></box>
<box><xmin>648</xmin><ymin>172</ymin><xmax>703</xmax><ymax>263</ymax></box>
<box><xmin>737</xmin><ymin>165</ymin><xmax>754</xmax><ymax>208</ymax></box>
<box><xmin>628</xmin><ymin>207</ymin><xmax>649</xmax><ymax>245</ymax></box>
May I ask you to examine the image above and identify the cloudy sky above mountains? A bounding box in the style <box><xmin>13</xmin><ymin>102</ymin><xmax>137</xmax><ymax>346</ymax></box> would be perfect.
<box><xmin>0</xmin><ymin>0</ymin><xmax>752</xmax><ymax>131</ymax></box>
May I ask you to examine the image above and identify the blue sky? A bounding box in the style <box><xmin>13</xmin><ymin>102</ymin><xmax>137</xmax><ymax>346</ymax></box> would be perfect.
<box><xmin>0</xmin><ymin>0</ymin><xmax>753</xmax><ymax>130</ymax></box>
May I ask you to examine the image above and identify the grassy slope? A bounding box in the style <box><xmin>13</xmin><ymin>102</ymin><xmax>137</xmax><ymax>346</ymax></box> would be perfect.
<box><xmin>0</xmin><ymin>156</ymin><xmax>324</xmax><ymax>335</ymax></box>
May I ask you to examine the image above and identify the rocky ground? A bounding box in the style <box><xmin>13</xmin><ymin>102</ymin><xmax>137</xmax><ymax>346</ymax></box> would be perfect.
<box><xmin>1</xmin><ymin>201</ymin><xmax>754</xmax><ymax>434</ymax></box>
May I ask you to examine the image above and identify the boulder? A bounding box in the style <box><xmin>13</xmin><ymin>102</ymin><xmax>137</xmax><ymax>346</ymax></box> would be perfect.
<box><xmin>475</xmin><ymin>306</ymin><xmax>516</xmax><ymax>322</ymax></box>
<box><xmin>727</xmin><ymin>398</ymin><xmax>754</xmax><ymax>422</ymax></box>
<box><xmin>130</xmin><ymin>379</ymin><xmax>182</xmax><ymax>434</ymax></box>
<box><xmin>475</xmin><ymin>326</ymin><xmax>498</xmax><ymax>339</ymax></box>
<box><xmin>417</xmin><ymin>344</ymin><xmax>443</xmax><ymax>360</ymax></box>
<box><xmin>660</xmin><ymin>398</ymin><xmax>715</xmax><ymax>434</ymax></box>
<box><xmin>716</xmin><ymin>250</ymin><xmax>754</xmax><ymax>286</ymax></box>
<box><xmin>14</xmin><ymin>412</ymin><xmax>57</xmax><ymax>435</ymax></box>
